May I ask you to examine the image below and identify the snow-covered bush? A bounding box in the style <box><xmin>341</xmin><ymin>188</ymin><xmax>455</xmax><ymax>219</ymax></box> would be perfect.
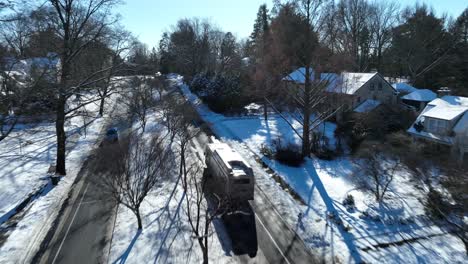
<box><xmin>201</xmin><ymin>74</ymin><xmax>247</xmax><ymax>114</ymax></box>
<box><xmin>260</xmin><ymin>143</ymin><xmax>274</xmax><ymax>159</ymax></box>
<box><xmin>190</xmin><ymin>72</ymin><xmax>211</xmax><ymax>95</ymax></box>
<box><xmin>343</xmin><ymin>194</ymin><xmax>356</xmax><ymax>210</ymax></box>
<box><xmin>272</xmin><ymin>138</ymin><xmax>304</xmax><ymax>167</ymax></box>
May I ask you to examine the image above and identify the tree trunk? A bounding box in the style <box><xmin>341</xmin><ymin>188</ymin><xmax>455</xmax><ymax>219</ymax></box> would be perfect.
<box><xmin>55</xmin><ymin>50</ymin><xmax>70</xmax><ymax>176</ymax></box>
<box><xmin>302</xmin><ymin>67</ymin><xmax>311</xmax><ymax>157</ymax></box>
<box><xmin>99</xmin><ymin>97</ymin><xmax>105</xmax><ymax>116</ymax></box>
<box><xmin>55</xmin><ymin>97</ymin><xmax>67</xmax><ymax>175</ymax></box>
<box><xmin>263</xmin><ymin>98</ymin><xmax>268</xmax><ymax>122</ymax></box>
<box><xmin>135</xmin><ymin>208</ymin><xmax>143</xmax><ymax>230</ymax></box>
<box><xmin>202</xmin><ymin>245</ymin><xmax>208</xmax><ymax>264</ymax></box>
<box><xmin>199</xmin><ymin>238</ymin><xmax>208</xmax><ymax>264</ymax></box>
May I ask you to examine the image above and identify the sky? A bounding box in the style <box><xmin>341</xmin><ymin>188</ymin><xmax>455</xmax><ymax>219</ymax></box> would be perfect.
<box><xmin>115</xmin><ymin>0</ymin><xmax>467</xmax><ymax>48</ymax></box>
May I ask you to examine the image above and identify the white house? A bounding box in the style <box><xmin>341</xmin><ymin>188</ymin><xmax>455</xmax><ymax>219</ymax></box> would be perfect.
<box><xmin>323</xmin><ymin>72</ymin><xmax>398</xmax><ymax>112</ymax></box>
<box><xmin>408</xmin><ymin>95</ymin><xmax>468</xmax><ymax>161</ymax></box>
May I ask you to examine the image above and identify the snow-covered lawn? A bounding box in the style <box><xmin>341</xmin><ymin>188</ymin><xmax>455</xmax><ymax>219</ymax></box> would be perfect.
<box><xmin>176</xmin><ymin>76</ymin><xmax>467</xmax><ymax>263</ymax></box>
<box><xmin>0</xmin><ymin>93</ymin><xmax>119</xmax><ymax>263</ymax></box>
<box><xmin>108</xmin><ymin>111</ymin><xmax>236</xmax><ymax>264</ymax></box>
<box><xmin>0</xmin><ymin>122</ymin><xmax>56</xmax><ymax>222</ymax></box>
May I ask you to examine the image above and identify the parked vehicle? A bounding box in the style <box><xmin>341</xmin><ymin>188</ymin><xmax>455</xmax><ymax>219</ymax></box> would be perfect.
<box><xmin>205</xmin><ymin>140</ymin><xmax>254</xmax><ymax>204</ymax></box>
<box><xmin>101</xmin><ymin>127</ymin><xmax>119</xmax><ymax>146</ymax></box>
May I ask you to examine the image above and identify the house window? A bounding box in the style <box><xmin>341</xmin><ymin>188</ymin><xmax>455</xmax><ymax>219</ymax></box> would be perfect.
<box><xmin>378</xmin><ymin>83</ymin><xmax>383</xmax><ymax>91</ymax></box>
<box><xmin>357</xmin><ymin>97</ymin><xmax>361</xmax><ymax>103</ymax></box>
<box><xmin>370</xmin><ymin>83</ymin><xmax>375</xmax><ymax>91</ymax></box>
<box><xmin>435</xmin><ymin>119</ymin><xmax>447</xmax><ymax>134</ymax></box>
<box><xmin>427</xmin><ymin>119</ymin><xmax>447</xmax><ymax>134</ymax></box>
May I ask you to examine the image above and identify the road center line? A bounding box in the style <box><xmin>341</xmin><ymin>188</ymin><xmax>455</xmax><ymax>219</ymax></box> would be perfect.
<box><xmin>51</xmin><ymin>183</ymin><xmax>90</xmax><ymax>264</ymax></box>
<box><xmin>255</xmin><ymin>212</ymin><xmax>292</xmax><ymax>264</ymax></box>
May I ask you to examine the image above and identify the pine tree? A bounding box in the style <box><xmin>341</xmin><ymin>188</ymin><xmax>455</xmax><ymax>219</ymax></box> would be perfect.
<box><xmin>248</xmin><ymin>4</ymin><xmax>270</xmax><ymax>59</ymax></box>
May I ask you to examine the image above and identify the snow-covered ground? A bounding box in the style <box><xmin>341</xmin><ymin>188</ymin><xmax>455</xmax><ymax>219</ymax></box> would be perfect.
<box><xmin>176</xmin><ymin>75</ymin><xmax>467</xmax><ymax>263</ymax></box>
<box><xmin>108</xmin><ymin>110</ymin><xmax>237</xmax><ymax>264</ymax></box>
<box><xmin>0</xmin><ymin>92</ymin><xmax>119</xmax><ymax>263</ymax></box>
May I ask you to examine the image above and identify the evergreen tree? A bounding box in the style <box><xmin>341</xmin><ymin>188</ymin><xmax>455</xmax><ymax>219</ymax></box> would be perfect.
<box><xmin>449</xmin><ymin>8</ymin><xmax>468</xmax><ymax>95</ymax></box>
<box><xmin>386</xmin><ymin>4</ymin><xmax>452</xmax><ymax>89</ymax></box>
<box><xmin>158</xmin><ymin>32</ymin><xmax>171</xmax><ymax>73</ymax></box>
<box><xmin>248</xmin><ymin>4</ymin><xmax>270</xmax><ymax>59</ymax></box>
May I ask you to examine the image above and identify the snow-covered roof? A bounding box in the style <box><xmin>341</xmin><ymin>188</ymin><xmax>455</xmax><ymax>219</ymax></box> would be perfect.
<box><xmin>408</xmin><ymin>96</ymin><xmax>468</xmax><ymax>143</ymax></box>
<box><xmin>392</xmin><ymin>83</ymin><xmax>418</xmax><ymax>94</ymax></box>
<box><xmin>283</xmin><ymin>67</ymin><xmax>315</xmax><ymax>84</ymax></box>
<box><xmin>208</xmin><ymin>142</ymin><xmax>251</xmax><ymax>172</ymax></box>
<box><xmin>422</xmin><ymin>96</ymin><xmax>468</xmax><ymax>121</ymax></box>
<box><xmin>325</xmin><ymin>72</ymin><xmax>378</xmax><ymax>95</ymax></box>
<box><xmin>402</xmin><ymin>89</ymin><xmax>437</xmax><ymax>102</ymax></box>
<box><xmin>385</xmin><ymin>76</ymin><xmax>410</xmax><ymax>84</ymax></box>
<box><xmin>354</xmin><ymin>99</ymin><xmax>381</xmax><ymax>113</ymax></box>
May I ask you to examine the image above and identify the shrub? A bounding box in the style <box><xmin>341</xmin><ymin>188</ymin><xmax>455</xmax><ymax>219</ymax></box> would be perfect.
<box><xmin>273</xmin><ymin>138</ymin><xmax>304</xmax><ymax>167</ymax></box>
<box><xmin>190</xmin><ymin>73</ymin><xmax>211</xmax><ymax>95</ymax></box>
<box><xmin>425</xmin><ymin>188</ymin><xmax>451</xmax><ymax>220</ymax></box>
<box><xmin>260</xmin><ymin>143</ymin><xmax>274</xmax><ymax>159</ymax></box>
<box><xmin>343</xmin><ymin>194</ymin><xmax>356</xmax><ymax>210</ymax></box>
<box><xmin>192</xmin><ymin>74</ymin><xmax>249</xmax><ymax>114</ymax></box>
<box><xmin>315</xmin><ymin>147</ymin><xmax>337</xmax><ymax>160</ymax></box>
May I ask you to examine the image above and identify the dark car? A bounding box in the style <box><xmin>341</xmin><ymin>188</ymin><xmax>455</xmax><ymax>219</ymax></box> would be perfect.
<box><xmin>101</xmin><ymin>127</ymin><xmax>119</xmax><ymax>146</ymax></box>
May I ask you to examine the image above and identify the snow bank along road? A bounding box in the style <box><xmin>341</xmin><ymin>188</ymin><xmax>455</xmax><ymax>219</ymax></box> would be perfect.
<box><xmin>186</xmin><ymin>95</ymin><xmax>318</xmax><ymax>264</ymax></box>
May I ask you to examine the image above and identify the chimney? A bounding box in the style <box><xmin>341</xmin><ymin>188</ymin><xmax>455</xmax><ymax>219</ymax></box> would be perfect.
<box><xmin>437</xmin><ymin>87</ymin><xmax>451</xmax><ymax>98</ymax></box>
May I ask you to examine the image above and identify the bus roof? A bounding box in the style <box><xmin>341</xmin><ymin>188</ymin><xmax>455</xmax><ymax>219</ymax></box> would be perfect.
<box><xmin>207</xmin><ymin>142</ymin><xmax>251</xmax><ymax>171</ymax></box>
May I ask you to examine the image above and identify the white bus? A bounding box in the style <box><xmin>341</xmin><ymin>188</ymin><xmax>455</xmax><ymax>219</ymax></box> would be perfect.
<box><xmin>205</xmin><ymin>141</ymin><xmax>254</xmax><ymax>202</ymax></box>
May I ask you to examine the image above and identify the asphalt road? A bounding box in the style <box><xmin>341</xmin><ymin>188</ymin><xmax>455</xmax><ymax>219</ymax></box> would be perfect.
<box><xmin>35</xmin><ymin>95</ymin><xmax>130</xmax><ymax>264</ymax></box>
<box><xmin>36</xmin><ymin>166</ymin><xmax>116</xmax><ymax>264</ymax></box>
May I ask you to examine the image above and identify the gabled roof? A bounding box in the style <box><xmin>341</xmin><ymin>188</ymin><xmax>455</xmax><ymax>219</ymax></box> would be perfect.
<box><xmin>325</xmin><ymin>72</ymin><xmax>379</xmax><ymax>95</ymax></box>
<box><xmin>283</xmin><ymin>67</ymin><xmax>315</xmax><ymax>84</ymax></box>
<box><xmin>421</xmin><ymin>96</ymin><xmax>468</xmax><ymax>121</ymax></box>
<box><xmin>402</xmin><ymin>89</ymin><xmax>437</xmax><ymax>102</ymax></box>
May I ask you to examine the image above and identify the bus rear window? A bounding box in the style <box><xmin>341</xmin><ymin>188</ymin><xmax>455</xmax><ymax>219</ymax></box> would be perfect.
<box><xmin>233</xmin><ymin>179</ymin><xmax>250</xmax><ymax>184</ymax></box>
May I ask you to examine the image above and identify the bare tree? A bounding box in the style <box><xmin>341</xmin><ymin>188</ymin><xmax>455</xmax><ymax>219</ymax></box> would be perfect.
<box><xmin>124</xmin><ymin>77</ymin><xmax>156</xmax><ymax>132</ymax></box>
<box><xmin>161</xmin><ymin>94</ymin><xmax>200</xmax><ymax>178</ymax></box>
<box><xmin>353</xmin><ymin>142</ymin><xmax>402</xmax><ymax>202</ymax></box>
<box><xmin>46</xmin><ymin>0</ymin><xmax>120</xmax><ymax>175</ymax></box>
<box><xmin>98</xmin><ymin>132</ymin><xmax>173</xmax><ymax>230</ymax></box>
<box><xmin>269</xmin><ymin>0</ymin><xmax>343</xmax><ymax>157</ymax></box>
<box><xmin>368</xmin><ymin>0</ymin><xmax>399</xmax><ymax>71</ymax></box>
<box><xmin>336</xmin><ymin>0</ymin><xmax>373</xmax><ymax>71</ymax></box>
<box><xmin>161</xmin><ymin>90</ymin><xmax>225</xmax><ymax>263</ymax></box>
<box><xmin>96</xmin><ymin>28</ymin><xmax>133</xmax><ymax>116</ymax></box>
<box><xmin>181</xmin><ymin>148</ymin><xmax>226</xmax><ymax>264</ymax></box>
<box><xmin>0</xmin><ymin>12</ymin><xmax>31</xmax><ymax>57</ymax></box>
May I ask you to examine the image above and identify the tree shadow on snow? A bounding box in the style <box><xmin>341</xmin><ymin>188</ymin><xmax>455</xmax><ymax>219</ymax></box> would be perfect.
<box><xmin>112</xmin><ymin>229</ymin><xmax>142</xmax><ymax>264</ymax></box>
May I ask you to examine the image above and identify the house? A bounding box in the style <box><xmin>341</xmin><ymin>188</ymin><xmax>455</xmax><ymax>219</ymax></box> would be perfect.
<box><xmin>323</xmin><ymin>72</ymin><xmax>398</xmax><ymax>112</ymax></box>
<box><xmin>282</xmin><ymin>69</ymin><xmax>397</xmax><ymax>114</ymax></box>
<box><xmin>401</xmin><ymin>89</ymin><xmax>437</xmax><ymax>111</ymax></box>
<box><xmin>408</xmin><ymin>95</ymin><xmax>468</xmax><ymax>161</ymax></box>
<box><xmin>281</xmin><ymin>67</ymin><xmax>317</xmax><ymax>106</ymax></box>
<box><xmin>3</xmin><ymin>52</ymin><xmax>61</xmax><ymax>83</ymax></box>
